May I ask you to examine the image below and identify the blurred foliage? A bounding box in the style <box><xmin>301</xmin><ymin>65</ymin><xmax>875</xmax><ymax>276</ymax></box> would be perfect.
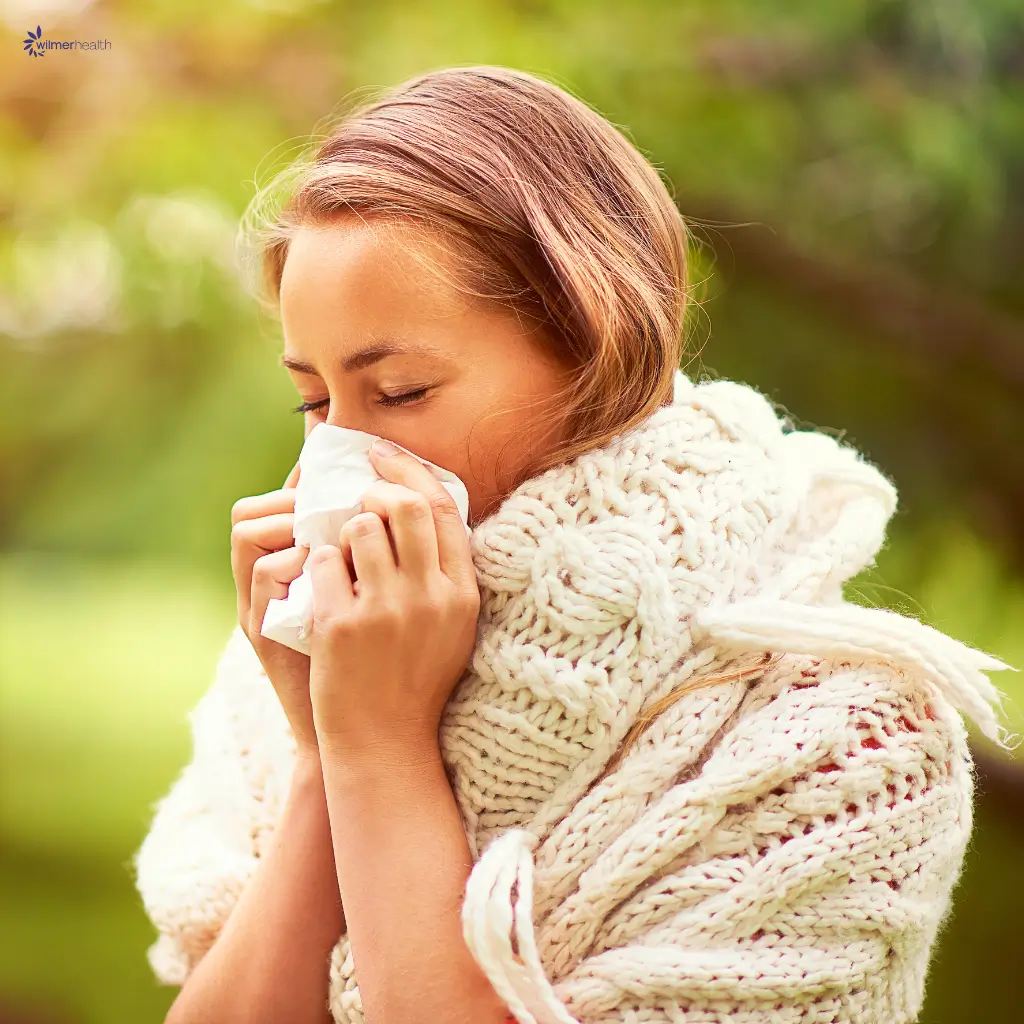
<box><xmin>0</xmin><ymin>0</ymin><xmax>1021</xmax><ymax>1022</ymax></box>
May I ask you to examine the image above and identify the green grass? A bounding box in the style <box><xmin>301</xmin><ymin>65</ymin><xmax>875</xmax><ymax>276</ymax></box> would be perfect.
<box><xmin>0</xmin><ymin>846</ymin><xmax>178</xmax><ymax>1024</ymax></box>
<box><xmin>0</xmin><ymin>553</ymin><xmax>234</xmax><ymax>1022</ymax></box>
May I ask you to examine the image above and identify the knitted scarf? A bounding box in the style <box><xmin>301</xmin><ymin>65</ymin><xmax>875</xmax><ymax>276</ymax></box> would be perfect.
<box><xmin>134</xmin><ymin>369</ymin><xmax>1013</xmax><ymax>1024</ymax></box>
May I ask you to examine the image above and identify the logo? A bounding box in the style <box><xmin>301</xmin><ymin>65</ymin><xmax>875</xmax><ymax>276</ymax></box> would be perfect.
<box><xmin>23</xmin><ymin>25</ymin><xmax>44</xmax><ymax>58</ymax></box>
<box><xmin>20</xmin><ymin>25</ymin><xmax>111</xmax><ymax>55</ymax></box>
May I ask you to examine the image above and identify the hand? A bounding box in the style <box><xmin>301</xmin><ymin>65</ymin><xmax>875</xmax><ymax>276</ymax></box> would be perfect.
<box><xmin>230</xmin><ymin>459</ymin><xmax>318</xmax><ymax>757</ymax></box>
<box><xmin>306</xmin><ymin>440</ymin><xmax>481</xmax><ymax>765</ymax></box>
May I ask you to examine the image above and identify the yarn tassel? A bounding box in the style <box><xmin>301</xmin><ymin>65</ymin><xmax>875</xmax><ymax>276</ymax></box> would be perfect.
<box><xmin>462</xmin><ymin>828</ymin><xmax>580</xmax><ymax>1024</ymax></box>
<box><xmin>691</xmin><ymin>597</ymin><xmax>1018</xmax><ymax>747</ymax></box>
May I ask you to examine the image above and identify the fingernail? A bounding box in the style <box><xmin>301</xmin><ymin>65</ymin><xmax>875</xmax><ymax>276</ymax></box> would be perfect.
<box><xmin>371</xmin><ymin>439</ymin><xmax>399</xmax><ymax>457</ymax></box>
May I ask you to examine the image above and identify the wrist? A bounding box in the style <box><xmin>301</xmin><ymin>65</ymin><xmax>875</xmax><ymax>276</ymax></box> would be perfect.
<box><xmin>318</xmin><ymin>733</ymin><xmax>442</xmax><ymax>783</ymax></box>
<box><xmin>284</xmin><ymin>754</ymin><xmax>329</xmax><ymax>823</ymax></box>
<box><xmin>293</xmin><ymin>735</ymin><xmax>322</xmax><ymax>765</ymax></box>
<box><xmin>290</xmin><ymin>745</ymin><xmax>325</xmax><ymax>787</ymax></box>
<box><xmin>314</xmin><ymin>714</ymin><xmax>440</xmax><ymax>769</ymax></box>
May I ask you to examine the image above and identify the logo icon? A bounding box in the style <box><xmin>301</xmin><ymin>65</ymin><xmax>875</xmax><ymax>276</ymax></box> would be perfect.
<box><xmin>23</xmin><ymin>25</ymin><xmax>44</xmax><ymax>57</ymax></box>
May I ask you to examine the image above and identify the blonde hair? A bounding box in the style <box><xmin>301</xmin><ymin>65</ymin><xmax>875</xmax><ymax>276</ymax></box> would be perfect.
<box><xmin>239</xmin><ymin>64</ymin><xmax>697</xmax><ymax>486</ymax></box>
<box><xmin>604</xmin><ymin>652</ymin><xmax>781</xmax><ymax>776</ymax></box>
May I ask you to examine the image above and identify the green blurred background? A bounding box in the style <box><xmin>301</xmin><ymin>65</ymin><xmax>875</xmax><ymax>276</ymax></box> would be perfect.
<box><xmin>1</xmin><ymin>2</ymin><xmax>1022</xmax><ymax>1022</ymax></box>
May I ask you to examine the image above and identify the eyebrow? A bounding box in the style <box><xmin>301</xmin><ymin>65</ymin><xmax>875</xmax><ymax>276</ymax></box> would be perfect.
<box><xmin>279</xmin><ymin>339</ymin><xmax>445</xmax><ymax>376</ymax></box>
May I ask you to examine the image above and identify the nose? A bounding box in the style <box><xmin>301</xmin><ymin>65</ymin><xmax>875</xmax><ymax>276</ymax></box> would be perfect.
<box><xmin>323</xmin><ymin>406</ymin><xmax>381</xmax><ymax>439</ymax></box>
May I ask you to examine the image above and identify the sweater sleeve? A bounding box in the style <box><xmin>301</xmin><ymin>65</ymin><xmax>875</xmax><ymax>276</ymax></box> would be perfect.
<box><xmin>132</xmin><ymin>624</ymin><xmax>294</xmax><ymax>986</ymax></box>
<box><xmin>463</xmin><ymin>655</ymin><xmax>983</xmax><ymax>1024</ymax></box>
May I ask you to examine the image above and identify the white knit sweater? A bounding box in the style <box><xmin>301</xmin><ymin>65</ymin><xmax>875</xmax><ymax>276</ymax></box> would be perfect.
<box><xmin>134</xmin><ymin>368</ymin><xmax>1014</xmax><ymax>1024</ymax></box>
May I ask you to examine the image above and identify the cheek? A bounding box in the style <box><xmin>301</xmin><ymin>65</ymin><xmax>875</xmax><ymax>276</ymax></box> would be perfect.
<box><xmin>459</xmin><ymin>427</ymin><xmax>527</xmax><ymax>512</ymax></box>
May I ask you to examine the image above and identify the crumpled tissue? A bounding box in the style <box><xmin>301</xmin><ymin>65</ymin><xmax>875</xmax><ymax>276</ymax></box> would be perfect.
<box><xmin>260</xmin><ymin>423</ymin><xmax>473</xmax><ymax>656</ymax></box>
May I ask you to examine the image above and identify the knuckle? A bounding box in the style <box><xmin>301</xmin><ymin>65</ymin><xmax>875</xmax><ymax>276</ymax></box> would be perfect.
<box><xmin>251</xmin><ymin>555</ymin><xmax>273</xmax><ymax>582</ymax></box>
<box><xmin>429</xmin><ymin>492</ymin><xmax>460</xmax><ymax>519</ymax></box>
<box><xmin>410</xmin><ymin>589</ymin><xmax>443</xmax><ymax>618</ymax></box>
<box><xmin>230</xmin><ymin>496</ymin><xmax>253</xmax><ymax>526</ymax></box>
<box><xmin>313</xmin><ymin>610</ymin><xmax>353</xmax><ymax>641</ymax></box>
<box><xmin>359</xmin><ymin>479</ymin><xmax>387</xmax><ymax>500</ymax></box>
<box><xmin>457</xmin><ymin>585</ymin><xmax>481</xmax><ymax>615</ymax></box>
<box><xmin>230</xmin><ymin>518</ymin><xmax>253</xmax><ymax>549</ymax></box>
<box><xmin>370</xmin><ymin>598</ymin><xmax>403</xmax><ymax>626</ymax></box>
<box><xmin>397</xmin><ymin>491</ymin><xmax>431</xmax><ymax>520</ymax></box>
<box><xmin>345</xmin><ymin>512</ymin><xmax>381</xmax><ymax>537</ymax></box>
<box><xmin>306</xmin><ymin>543</ymin><xmax>334</xmax><ymax>564</ymax></box>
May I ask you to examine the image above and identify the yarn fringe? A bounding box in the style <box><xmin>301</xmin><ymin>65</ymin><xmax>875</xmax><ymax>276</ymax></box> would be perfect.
<box><xmin>463</xmin><ymin>828</ymin><xmax>580</xmax><ymax>1024</ymax></box>
<box><xmin>691</xmin><ymin>596</ymin><xmax>1019</xmax><ymax>748</ymax></box>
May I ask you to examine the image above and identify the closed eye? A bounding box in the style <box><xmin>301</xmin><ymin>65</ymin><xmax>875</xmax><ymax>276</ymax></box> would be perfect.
<box><xmin>292</xmin><ymin>398</ymin><xmax>329</xmax><ymax>415</ymax></box>
<box><xmin>291</xmin><ymin>388</ymin><xmax>431</xmax><ymax>415</ymax></box>
<box><xmin>377</xmin><ymin>387</ymin><xmax>430</xmax><ymax>408</ymax></box>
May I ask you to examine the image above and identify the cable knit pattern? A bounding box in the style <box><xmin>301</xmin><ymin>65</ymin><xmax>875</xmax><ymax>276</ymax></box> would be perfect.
<box><xmin>134</xmin><ymin>368</ymin><xmax>1015</xmax><ymax>1023</ymax></box>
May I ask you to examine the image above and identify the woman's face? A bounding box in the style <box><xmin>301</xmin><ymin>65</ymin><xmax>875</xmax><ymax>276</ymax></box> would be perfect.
<box><xmin>278</xmin><ymin>218</ymin><xmax>576</xmax><ymax>527</ymax></box>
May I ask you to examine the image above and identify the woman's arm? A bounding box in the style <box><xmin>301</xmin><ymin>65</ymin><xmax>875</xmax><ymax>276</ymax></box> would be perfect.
<box><xmin>164</xmin><ymin>751</ymin><xmax>344</xmax><ymax>1024</ymax></box>
<box><xmin>322</xmin><ymin>742</ymin><xmax>511</xmax><ymax>1024</ymax></box>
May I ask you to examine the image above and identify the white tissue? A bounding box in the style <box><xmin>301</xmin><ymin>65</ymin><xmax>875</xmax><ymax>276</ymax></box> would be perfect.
<box><xmin>260</xmin><ymin>423</ymin><xmax>473</xmax><ymax>656</ymax></box>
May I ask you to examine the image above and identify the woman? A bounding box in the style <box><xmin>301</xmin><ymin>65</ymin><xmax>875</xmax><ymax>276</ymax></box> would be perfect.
<box><xmin>134</xmin><ymin>65</ymin><xmax>1013</xmax><ymax>1024</ymax></box>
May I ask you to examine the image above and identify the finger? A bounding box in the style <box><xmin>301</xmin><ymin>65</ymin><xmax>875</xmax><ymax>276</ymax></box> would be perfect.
<box><xmin>355</xmin><ymin>479</ymin><xmax>438</xmax><ymax>581</ymax></box>
<box><xmin>339</xmin><ymin>512</ymin><xmax>399</xmax><ymax>598</ymax></box>
<box><xmin>250</xmin><ymin>545</ymin><xmax>310</xmax><ymax>635</ymax></box>
<box><xmin>231</xmin><ymin>512</ymin><xmax>296</xmax><ymax>582</ymax></box>
<box><xmin>232</xmin><ymin>513</ymin><xmax>297</xmax><ymax>625</ymax></box>
<box><xmin>231</xmin><ymin>488</ymin><xmax>296</xmax><ymax>526</ymax></box>
<box><xmin>307</xmin><ymin>544</ymin><xmax>355</xmax><ymax>626</ymax></box>
<box><xmin>232</xmin><ymin>512</ymin><xmax>295</xmax><ymax>551</ymax></box>
<box><xmin>368</xmin><ymin>443</ymin><xmax>474</xmax><ymax>588</ymax></box>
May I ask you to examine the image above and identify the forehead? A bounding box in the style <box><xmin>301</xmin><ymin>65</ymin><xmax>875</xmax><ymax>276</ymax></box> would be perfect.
<box><xmin>280</xmin><ymin>218</ymin><xmax>466</xmax><ymax>313</ymax></box>
<box><xmin>278</xmin><ymin>218</ymin><xmax>488</xmax><ymax>368</ymax></box>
